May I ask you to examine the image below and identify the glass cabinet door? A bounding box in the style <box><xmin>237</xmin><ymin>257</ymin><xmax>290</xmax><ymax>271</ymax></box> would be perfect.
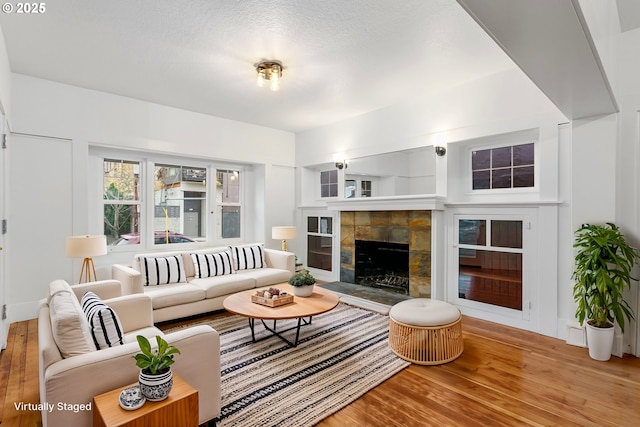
<box><xmin>307</xmin><ymin>215</ymin><xmax>333</xmax><ymax>271</ymax></box>
<box><xmin>457</xmin><ymin>218</ymin><xmax>523</xmax><ymax>311</ymax></box>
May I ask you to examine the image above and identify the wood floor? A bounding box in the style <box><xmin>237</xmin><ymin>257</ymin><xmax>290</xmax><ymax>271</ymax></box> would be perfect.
<box><xmin>2</xmin><ymin>313</ymin><xmax>640</xmax><ymax>427</ymax></box>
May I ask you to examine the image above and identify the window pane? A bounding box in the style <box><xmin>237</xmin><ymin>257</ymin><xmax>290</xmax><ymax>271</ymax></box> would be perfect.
<box><xmin>154</xmin><ymin>205</ymin><xmax>181</xmax><ymax>235</ymax></box>
<box><xmin>320</xmin><ymin>217</ymin><xmax>332</xmax><ymax>234</ymax></box>
<box><xmin>308</xmin><ymin>235</ymin><xmax>332</xmax><ymax>271</ymax></box>
<box><xmin>105</xmin><ymin>205</ymin><xmax>139</xmax><ymax>245</ymax></box>
<box><xmin>155</xmin><ymin>164</ymin><xmax>181</xmax><ymax>187</ymax></box>
<box><xmin>492</xmin><ymin>146</ymin><xmax>512</xmax><ymax>168</ymax></box>
<box><xmin>218</xmin><ymin>206</ymin><xmax>241</xmax><ymax>238</ymax></box>
<box><xmin>514</xmin><ymin>166</ymin><xmax>534</xmax><ymax>188</ymax></box>
<box><xmin>345</xmin><ymin>180</ymin><xmax>356</xmax><ymax>198</ymax></box>
<box><xmin>459</xmin><ymin>220</ymin><xmax>486</xmax><ymax>246</ymax></box>
<box><xmin>492</xmin><ymin>169</ymin><xmax>511</xmax><ymax>188</ymax></box>
<box><xmin>216</xmin><ymin>170</ymin><xmax>240</xmax><ymax>203</ymax></box>
<box><xmin>472</xmin><ymin>149</ymin><xmax>490</xmax><ymax>170</ymax></box>
<box><xmin>308</xmin><ymin>217</ymin><xmax>319</xmax><ymax>233</ymax></box>
<box><xmin>155</xmin><ymin>164</ymin><xmax>207</xmax><ymax>244</ymax></box>
<box><xmin>513</xmin><ymin>143</ymin><xmax>534</xmax><ymax>166</ymax></box>
<box><xmin>472</xmin><ymin>170</ymin><xmax>490</xmax><ymax>190</ymax></box>
<box><xmin>320</xmin><ymin>170</ymin><xmax>337</xmax><ymax>184</ymax></box>
<box><xmin>491</xmin><ymin>220</ymin><xmax>522</xmax><ymax>249</ymax></box>
<box><xmin>458</xmin><ymin>249</ymin><xmax>522</xmax><ymax>310</ymax></box>
<box><xmin>104</xmin><ymin>159</ymin><xmax>139</xmax><ymax>201</ymax></box>
<box><xmin>184</xmin><ymin>192</ymin><xmax>206</xmax><ymax>239</ymax></box>
<box><xmin>320</xmin><ymin>170</ymin><xmax>338</xmax><ymax>198</ymax></box>
<box><xmin>361</xmin><ymin>180</ymin><xmax>372</xmax><ymax>197</ymax></box>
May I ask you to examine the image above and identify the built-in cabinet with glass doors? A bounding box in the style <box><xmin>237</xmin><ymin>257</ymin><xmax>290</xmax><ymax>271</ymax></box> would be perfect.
<box><xmin>303</xmin><ymin>212</ymin><xmax>336</xmax><ymax>280</ymax></box>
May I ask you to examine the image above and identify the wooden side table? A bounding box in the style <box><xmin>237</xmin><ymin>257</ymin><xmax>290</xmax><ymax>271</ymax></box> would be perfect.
<box><xmin>93</xmin><ymin>374</ymin><xmax>198</xmax><ymax>427</ymax></box>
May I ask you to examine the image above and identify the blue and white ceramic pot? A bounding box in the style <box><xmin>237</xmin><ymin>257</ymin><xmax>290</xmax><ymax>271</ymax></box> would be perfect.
<box><xmin>138</xmin><ymin>368</ymin><xmax>173</xmax><ymax>401</ymax></box>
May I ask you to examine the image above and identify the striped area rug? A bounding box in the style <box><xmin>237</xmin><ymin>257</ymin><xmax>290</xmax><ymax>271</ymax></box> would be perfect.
<box><xmin>169</xmin><ymin>303</ymin><xmax>409</xmax><ymax>426</ymax></box>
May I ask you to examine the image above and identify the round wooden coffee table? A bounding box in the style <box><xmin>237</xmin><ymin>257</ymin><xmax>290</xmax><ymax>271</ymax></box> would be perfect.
<box><xmin>223</xmin><ymin>283</ymin><xmax>339</xmax><ymax>347</ymax></box>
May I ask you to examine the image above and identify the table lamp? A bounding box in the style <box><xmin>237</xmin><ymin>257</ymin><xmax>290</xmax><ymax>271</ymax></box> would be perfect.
<box><xmin>66</xmin><ymin>235</ymin><xmax>108</xmax><ymax>283</ymax></box>
<box><xmin>272</xmin><ymin>226</ymin><xmax>296</xmax><ymax>252</ymax></box>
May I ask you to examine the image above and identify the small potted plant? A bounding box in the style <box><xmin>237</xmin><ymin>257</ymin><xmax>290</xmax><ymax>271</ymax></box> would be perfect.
<box><xmin>134</xmin><ymin>335</ymin><xmax>181</xmax><ymax>401</ymax></box>
<box><xmin>572</xmin><ymin>223</ymin><xmax>639</xmax><ymax>361</ymax></box>
<box><xmin>288</xmin><ymin>269</ymin><xmax>316</xmax><ymax>297</ymax></box>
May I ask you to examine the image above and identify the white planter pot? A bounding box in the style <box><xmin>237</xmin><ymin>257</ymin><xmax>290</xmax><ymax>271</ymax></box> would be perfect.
<box><xmin>585</xmin><ymin>321</ymin><xmax>614</xmax><ymax>361</ymax></box>
<box><xmin>291</xmin><ymin>284</ymin><xmax>314</xmax><ymax>297</ymax></box>
<box><xmin>139</xmin><ymin>368</ymin><xmax>173</xmax><ymax>401</ymax></box>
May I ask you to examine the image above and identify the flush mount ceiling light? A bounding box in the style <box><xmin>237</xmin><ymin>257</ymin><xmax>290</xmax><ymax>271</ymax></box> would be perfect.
<box><xmin>255</xmin><ymin>60</ymin><xmax>283</xmax><ymax>91</ymax></box>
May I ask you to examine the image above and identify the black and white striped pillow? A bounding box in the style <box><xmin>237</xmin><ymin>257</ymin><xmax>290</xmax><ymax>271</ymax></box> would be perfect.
<box><xmin>230</xmin><ymin>244</ymin><xmax>266</xmax><ymax>271</ymax></box>
<box><xmin>81</xmin><ymin>291</ymin><xmax>124</xmax><ymax>350</ymax></box>
<box><xmin>142</xmin><ymin>255</ymin><xmax>187</xmax><ymax>286</ymax></box>
<box><xmin>191</xmin><ymin>251</ymin><xmax>234</xmax><ymax>278</ymax></box>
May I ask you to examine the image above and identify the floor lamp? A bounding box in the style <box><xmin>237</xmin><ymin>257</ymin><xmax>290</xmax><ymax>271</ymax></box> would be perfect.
<box><xmin>66</xmin><ymin>235</ymin><xmax>108</xmax><ymax>283</ymax></box>
<box><xmin>272</xmin><ymin>226</ymin><xmax>296</xmax><ymax>252</ymax></box>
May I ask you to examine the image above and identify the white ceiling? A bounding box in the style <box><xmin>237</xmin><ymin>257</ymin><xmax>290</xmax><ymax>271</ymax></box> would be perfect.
<box><xmin>0</xmin><ymin>0</ymin><xmax>517</xmax><ymax>133</ymax></box>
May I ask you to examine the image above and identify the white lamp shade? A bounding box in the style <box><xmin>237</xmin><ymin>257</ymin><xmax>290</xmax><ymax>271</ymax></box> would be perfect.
<box><xmin>66</xmin><ymin>235</ymin><xmax>108</xmax><ymax>258</ymax></box>
<box><xmin>272</xmin><ymin>226</ymin><xmax>296</xmax><ymax>240</ymax></box>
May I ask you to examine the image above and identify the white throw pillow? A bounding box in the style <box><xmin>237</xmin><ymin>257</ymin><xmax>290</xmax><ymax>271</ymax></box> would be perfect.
<box><xmin>49</xmin><ymin>291</ymin><xmax>95</xmax><ymax>358</ymax></box>
<box><xmin>142</xmin><ymin>255</ymin><xmax>187</xmax><ymax>286</ymax></box>
<box><xmin>230</xmin><ymin>244</ymin><xmax>266</xmax><ymax>271</ymax></box>
<box><xmin>81</xmin><ymin>291</ymin><xmax>125</xmax><ymax>350</ymax></box>
<box><xmin>191</xmin><ymin>251</ymin><xmax>234</xmax><ymax>278</ymax></box>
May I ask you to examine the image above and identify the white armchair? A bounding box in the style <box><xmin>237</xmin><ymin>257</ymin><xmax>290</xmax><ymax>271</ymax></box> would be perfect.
<box><xmin>38</xmin><ymin>280</ymin><xmax>221</xmax><ymax>427</ymax></box>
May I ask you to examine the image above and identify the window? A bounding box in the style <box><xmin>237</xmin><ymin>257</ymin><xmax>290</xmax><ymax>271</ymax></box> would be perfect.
<box><xmin>472</xmin><ymin>143</ymin><xmax>534</xmax><ymax>190</ymax></box>
<box><xmin>361</xmin><ymin>180</ymin><xmax>372</xmax><ymax>197</ymax></box>
<box><xmin>154</xmin><ymin>164</ymin><xmax>207</xmax><ymax>243</ymax></box>
<box><xmin>216</xmin><ymin>169</ymin><xmax>241</xmax><ymax>238</ymax></box>
<box><xmin>345</xmin><ymin>180</ymin><xmax>356</xmax><ymax>198</ymax></box>
<box><xmin>320</xmin><ymin>170</ymin><xmax>338</xmax><ymax>197</ymax></box>
<box><xmin>101</xmin><ymin>154</ymin><xmax>246</xmax><ymax>248</ymax></box>
<box><xmin>345</xmin><ymin>178</ymin><xmax>373</xmax><ymax>198</ymax></box>
<box><xmin>103</xmin><ymin>159</ymin><xmax>141</xmax><ymax>245</ymax></box>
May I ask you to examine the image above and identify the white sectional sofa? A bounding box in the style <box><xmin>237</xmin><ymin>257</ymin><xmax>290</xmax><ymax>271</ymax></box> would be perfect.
<box><xmin>112</xmin><ymin>244</ymin><xmax>295</xmax><ymax>322</ymax></box>
<box><xmin>38</xmin><ymin>279</ymin><xmax>221</xmax><ymax>427</ymax></box>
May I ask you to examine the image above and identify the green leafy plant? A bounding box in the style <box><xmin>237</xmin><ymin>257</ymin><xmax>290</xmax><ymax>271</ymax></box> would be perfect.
<box><xmin>288</xmin><ymin>269</ymin><xmax>316</xmax><ymax>287</ymax></box>
<box><xmin>572</xmin><ymin>223</ymin><xmax>639</xmax><ymax>331</ymax></box>
<box><xmin>134</xmin><ymin>335</ymin><xmax>181</xmax><ymax>374</ymax></box>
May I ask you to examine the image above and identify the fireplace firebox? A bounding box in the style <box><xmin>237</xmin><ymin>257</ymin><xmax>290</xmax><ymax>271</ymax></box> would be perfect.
<box><xmin>355</xmin><ymin>240</ymin><xmax>409</xmax><ymax>295</ymax></box>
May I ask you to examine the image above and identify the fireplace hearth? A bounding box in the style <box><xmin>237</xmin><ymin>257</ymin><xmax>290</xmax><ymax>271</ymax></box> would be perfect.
<box><xmin>355</xmin><ymin>240</ymin><xmax>409</xmax><ymax>295</ymax></box>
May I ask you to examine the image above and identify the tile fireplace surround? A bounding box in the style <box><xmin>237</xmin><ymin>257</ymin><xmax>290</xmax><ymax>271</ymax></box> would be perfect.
<box><xmin>340</xmin><ymin>210</ymin><xmax>432</xmax><ymax>298</ymax></box>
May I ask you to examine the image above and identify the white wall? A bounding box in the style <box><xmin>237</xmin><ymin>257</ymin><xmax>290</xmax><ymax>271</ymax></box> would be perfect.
<box><xmin>8</xmin><ymin>74</ymin><xmax>296</xmax><ymax>322</ymax></box>
<box><xmin>11</xmin><ymin>75</ymin><xmax>294</xmax><ymax>165</ymax></box>
<box><xmin>296</xmin><ymin>68</ymin><xmax>565</xmax><ymax>167</ymax></box>
<box><xmin>613</xmin><ymin>27</ymin><xmax>640</xmax><ymax>355</ymax></box>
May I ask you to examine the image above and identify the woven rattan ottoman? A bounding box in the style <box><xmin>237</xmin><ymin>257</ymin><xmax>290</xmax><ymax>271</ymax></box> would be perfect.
<box><xmin>388</xmin><ymin>299</ymin><xmax>463</xmax><ymax>365</ymax></box>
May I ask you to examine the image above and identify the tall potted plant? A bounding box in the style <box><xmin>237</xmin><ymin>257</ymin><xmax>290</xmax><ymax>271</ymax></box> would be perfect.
<box><xmin>572</xmin><ymin>223</ymin><xmax>639</xmax><ymax>361</ymax></box>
